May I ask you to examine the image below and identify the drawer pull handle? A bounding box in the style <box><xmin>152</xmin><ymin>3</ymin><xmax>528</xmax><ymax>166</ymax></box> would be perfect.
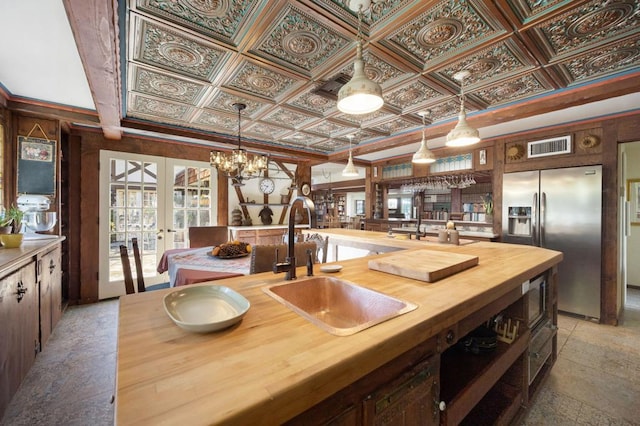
<box><xmin>15</xmin><ymin>281</ymin><xmax>27</xmax><ymax>302</ymax></box>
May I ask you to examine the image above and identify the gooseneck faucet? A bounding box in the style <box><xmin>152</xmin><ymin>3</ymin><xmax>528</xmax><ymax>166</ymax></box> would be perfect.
<box><xmin>273</xmin><ymin>195</ymin><xmax>317</xmax><ymax>280</ymax></box>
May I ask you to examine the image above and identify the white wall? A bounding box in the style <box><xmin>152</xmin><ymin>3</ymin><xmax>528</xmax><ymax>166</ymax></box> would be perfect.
<box><xmin>625</xmin><ymin>142</ymin><xmax>640</xmax><ymax>286</ymax></box>
<box><xmin>345</xmin><ymin>192</ymin><xmax>366</xmax><ymax>217</ymax></box>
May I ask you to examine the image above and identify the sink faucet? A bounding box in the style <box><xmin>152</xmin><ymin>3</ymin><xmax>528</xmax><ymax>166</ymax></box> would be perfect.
<box><xmin>273</xmin><ymin>195</ymin><xmax>317</xmax><ymax>280</ymax></box>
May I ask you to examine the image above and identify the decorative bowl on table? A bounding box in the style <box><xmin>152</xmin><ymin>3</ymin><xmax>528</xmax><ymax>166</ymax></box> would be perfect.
<box><xmin>163</xmin><ymin>285</ymin><xmax>250</xmax><ymax>333</ymax></box>
<box><xmin>210</xmin><ymin>241</ymin><xmax>252</xmax><ymax>258</ymax></box>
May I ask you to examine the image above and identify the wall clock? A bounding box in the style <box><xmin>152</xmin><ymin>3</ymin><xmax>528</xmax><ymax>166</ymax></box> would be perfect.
<box><xmin>301</xmin><ymin>182</ymin><xmax>311</xmax><ymax>196</ymax></box>
<box><xmin>259</xmin><ymin>177</ymin><xmax>275</xmax><ymax>194</ymax></box>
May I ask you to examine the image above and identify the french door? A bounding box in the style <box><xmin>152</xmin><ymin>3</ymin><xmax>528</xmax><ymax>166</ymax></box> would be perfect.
<box><xmin>98</xmin><ymin>150</ymin><xmax>215</xmax><ymax>299</ymax></box>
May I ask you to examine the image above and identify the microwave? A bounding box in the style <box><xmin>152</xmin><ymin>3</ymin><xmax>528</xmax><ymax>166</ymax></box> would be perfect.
<box><xmin>525</xmin><ymin>274</ymin><xmax>546</xmax><ymax>328</ymax></box>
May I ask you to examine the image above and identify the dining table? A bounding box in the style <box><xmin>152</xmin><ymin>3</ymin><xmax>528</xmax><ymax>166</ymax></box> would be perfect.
<box><xmin>157</xmin><ymin>246</ymin><xmax>249</xmax><ymax>287</ymax></box>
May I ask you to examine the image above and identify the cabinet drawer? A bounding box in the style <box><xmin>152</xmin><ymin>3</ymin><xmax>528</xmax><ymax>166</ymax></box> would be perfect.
<box><xmin>528</xmin><ymin>321</ymin><xmax>555</xmax><ymax>385</ymax></box>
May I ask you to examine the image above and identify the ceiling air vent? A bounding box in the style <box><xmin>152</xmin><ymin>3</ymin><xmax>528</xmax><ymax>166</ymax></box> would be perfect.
<box><xmin>312</xmin><ymin>74</ymin><xmax>350</xmax><ymax>100</ymax></box>
<box><xmin>527</xmin><ymin>135</ymin><xmax>571</xmax><ymax>158</ymax></box>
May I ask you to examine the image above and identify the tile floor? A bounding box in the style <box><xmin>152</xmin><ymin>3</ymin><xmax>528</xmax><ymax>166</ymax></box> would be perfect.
<box><xmin>2</xmin><ymin>290</ymin><xmax>639</xmax><ymax>426</ymax></box>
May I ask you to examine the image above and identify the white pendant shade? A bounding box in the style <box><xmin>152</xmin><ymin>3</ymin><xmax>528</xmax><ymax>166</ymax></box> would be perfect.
<box><xmin>342</xmin><ymin>150</ymin><xmax>359</xmax><ymax>177</ymax></box>
<box><xmin>446</xmin><ymin>107</ymin><xmax>480</xmax><ymax>147</ymax></box>
<box><xmin>412</xmin><ymin>135</ymin><xmax>436</xmax><ymax>164</ymax></box>
<box><xmin>446</xmin><ymin>70</ymin><xmax>480</xmax><ymax>147</ymax></box>
<box><xmin>337</xmin><ymin>12</ymin><xmax>383</xmax><ymax>116</ymax></box>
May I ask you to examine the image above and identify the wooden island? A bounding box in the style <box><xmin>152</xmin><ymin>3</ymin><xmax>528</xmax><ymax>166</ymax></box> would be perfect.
<box><xmin>115</xmin><ymin>231</ymin><xmax>561</xmax><ymax>425</ymax></box>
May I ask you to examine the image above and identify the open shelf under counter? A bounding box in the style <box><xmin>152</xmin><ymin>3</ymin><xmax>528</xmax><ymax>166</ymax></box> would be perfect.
<box><xmin>440</xmin><ymin>328</ymin><xmax>530</xmax><ymax>426</ymax></box>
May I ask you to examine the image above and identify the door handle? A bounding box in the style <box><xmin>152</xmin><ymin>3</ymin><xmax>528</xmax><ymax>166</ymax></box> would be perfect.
<box><xmin>532</xmin><ymin>192</ymin><xmax>537</xmax><ymax>246</ymax></box>
<box><xmin>540</xmin><ymin>192</ymin><xmax>546</xmax><ymax>247</ymax></box>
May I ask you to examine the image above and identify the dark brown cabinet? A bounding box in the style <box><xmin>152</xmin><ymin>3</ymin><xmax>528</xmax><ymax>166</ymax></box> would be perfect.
<box><xmin>39</xmin><ymin>245</ymin><xmax>62</xmax><ymax>347</ymax></box>
<box><xmin>0</xmin><ymin>258</ymin><xmax>39</xmax><ymax>417</ymax></box>
<box><xmin>0</xmin><ymin>242</ymin><xmax>64</xmax><ymax>418</ymax></box>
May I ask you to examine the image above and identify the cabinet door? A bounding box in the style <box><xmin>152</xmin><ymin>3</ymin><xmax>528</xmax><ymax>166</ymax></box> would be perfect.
<box><xmin>0</xmin><ymin>261</ymin><xmax>39</xmax><ymax>418</ymax></box>
<box><xmin>39</xmin><ymin>245</ymin><xmax>62</xmax><ymax>346</ymax></box>
<box><xmin>363</xmin><ymin>354</ymin><xmax>440</xmax><ymax>425</ymax></box>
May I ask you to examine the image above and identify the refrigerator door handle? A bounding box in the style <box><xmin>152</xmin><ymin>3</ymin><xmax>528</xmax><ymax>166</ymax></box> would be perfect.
<box><xmin>626</xmin><ymin>200</ymin><xmax>631</xmax><ymax>237</ymax></box>
<box><xmin>532</xmin><ymin>192</ymin><xmax>538</xmax><ymax>246</ymax></box>
<box><xmin>540</xmin><ymin>192</ymin><xmax>547</xmax><ymax>247</ymax></box>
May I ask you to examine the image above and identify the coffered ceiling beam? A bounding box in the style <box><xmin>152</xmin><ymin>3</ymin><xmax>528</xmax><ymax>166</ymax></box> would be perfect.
<box><xmin>63</xmin><ymin>0</ymin><xmax>122</xmax><ymax>140</ymax></box>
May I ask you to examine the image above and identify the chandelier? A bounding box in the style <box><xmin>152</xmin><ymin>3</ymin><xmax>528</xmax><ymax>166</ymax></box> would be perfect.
<box><xmin>210</xmin><ymin>102</ymin><xmax>268</xmax><ymax>185</ymax></box>
<box><xmin>337</xmin><ymin>0</ymin><xmax>383</xmax><ymax>115</ymax></box>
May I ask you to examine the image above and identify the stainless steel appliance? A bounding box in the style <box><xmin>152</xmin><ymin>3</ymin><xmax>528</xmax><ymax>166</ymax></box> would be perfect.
<box><xmin>502</xmin><ymin>166</ymin><xmax>602</xmax><ymax>319</ymax></box>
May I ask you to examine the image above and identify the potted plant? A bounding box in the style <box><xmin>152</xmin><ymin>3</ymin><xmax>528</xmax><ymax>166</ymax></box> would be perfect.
<box><xmin>0</xmin><ymin>205</ymin><xmax>25</xmax><ymax>247</ymax></box>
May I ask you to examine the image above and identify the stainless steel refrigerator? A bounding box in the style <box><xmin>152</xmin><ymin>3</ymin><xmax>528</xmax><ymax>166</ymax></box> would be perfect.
<box><xmin>502</xmin><ymin>166</ymin><xmax>602</xmax><ymax>319</ymax></box>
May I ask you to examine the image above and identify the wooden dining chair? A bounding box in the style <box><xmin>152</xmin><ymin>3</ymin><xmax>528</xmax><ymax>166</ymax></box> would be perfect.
<box><xmin>119</xmin><ymin>238</ymin><xmax>169</xmax><ymax>294</ymax></box>
<box><xmin>188</xmin><ymin>226</ymin><xmax>229</xmax><ymax>248</ymax></box>
<box><xmin>249</xmin><ymin>242</ymin><xmax>317</xmax><ymax>274</ymax></box>
<box><xmin>304</xmin><ymin>233</ymin><xmax>329</xmax><ymax>263</ymax></box>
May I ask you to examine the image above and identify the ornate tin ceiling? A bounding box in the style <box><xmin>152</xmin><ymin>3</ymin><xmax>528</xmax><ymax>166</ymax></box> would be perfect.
<box><xmin>123</xmin><ymin>0</ymin><xmax>640</xmax><ymax>156</ymax></box>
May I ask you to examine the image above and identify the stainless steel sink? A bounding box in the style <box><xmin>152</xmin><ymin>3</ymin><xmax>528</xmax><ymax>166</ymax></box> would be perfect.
<box><xmin>263</xmin><ymin>276</ymin><xmax>417</xmax><ymax>336</ymax></box>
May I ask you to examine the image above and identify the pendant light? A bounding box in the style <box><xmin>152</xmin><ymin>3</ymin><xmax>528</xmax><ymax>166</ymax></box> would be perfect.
<box><xmin>342</xmin><ymin>134</ymin><xmax>359</xmax><ymax>177</ymax></box>
<box><xmin>446</xmin><ymin>70</ymin><xmax>480</xmax><ymax>147</ymax></box>
<box><xmin>412</xmin><ymin>111</ymin><xmax>436</xmax><ymax>164</ymax></box>
<box><xmin>337</xmin><ymin>0</ymin><xmax>383</xmax><ymax>115</ymax></box>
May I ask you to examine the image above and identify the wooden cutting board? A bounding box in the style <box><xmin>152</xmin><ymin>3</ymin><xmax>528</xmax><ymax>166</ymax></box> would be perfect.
<box><xmin>368</xmin><ymin>249</ymin><xmax>479</xmax><ymax>282</ymax></box>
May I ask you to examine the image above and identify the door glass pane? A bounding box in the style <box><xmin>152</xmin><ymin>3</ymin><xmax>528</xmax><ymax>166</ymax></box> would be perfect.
<box><xmin>108</xmin><ymin>159</ymin><xmax>159</xmax><ymax>281</ymax></box>
<box><xmin>171</xmin><ymin>166</ymin><xmax>213</xmax><ymax>248</ymax></box>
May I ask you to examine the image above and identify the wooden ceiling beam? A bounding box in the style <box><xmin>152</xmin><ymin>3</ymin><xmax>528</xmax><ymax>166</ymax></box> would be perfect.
<box><xmin>63</xmin><ymin>0</ymin><xmax>122</xmax><ymax>140</ymax></box>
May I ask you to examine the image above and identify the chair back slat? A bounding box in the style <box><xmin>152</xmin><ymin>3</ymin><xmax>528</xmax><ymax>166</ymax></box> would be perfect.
<box><xmin>131</xmin><ymin>238</ymin><xmax>146</xmax><ymax>293</ymax></box>
<box><xmin>188</xmin><ymin>226</ymin><xmax>229</xmax><ymax>248</ymax></box>
<box><xmin>249</xmin><ymin>242</ymin><xmax>317</xmax><ymax>274</ymax></box>
<box><xmin>119</xmin><ymin>245</ymin><xmax>136</xmax><ymax>295</ymax></box>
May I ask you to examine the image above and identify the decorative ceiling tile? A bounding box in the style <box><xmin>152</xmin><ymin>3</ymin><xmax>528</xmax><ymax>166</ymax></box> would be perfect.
<box><xmin>134</xmin><ymin>0</ymin><xmax>258</xmax><ymax>46</ymax></box>
<box><xmin>252</xmin><ymin>4</ymin><xmax>350</xmax><ymax>74</ymax></box>
<box><xmin>434</xmin><ymin>39</ymin><xmax>536</xmax><ymax>88</ymax></box>
<box><xmin>129</xmin><ymin>65</ymin><xmax>206</xmax><ymax>104</ymax></box>
<box><xmin>334</xmin><ymin>109</ymin><xmax>391</xmax><ymax>126</ymax></box>
<box><xmin>205</xmin><ymin>91</ymin><xmax>270</xmax><ymax>117</ymax></box>
<box><xmin>383</xmin><ymin>1</ymin><xmax>506</xmax><ymax>68</ymax></box>
<box><xmin>192</xmin><ymin>109</ymin><xmax>237</xmax><ymax>130</ymax></box>
<box><xmin>286</xmin><ymin>86</ymin><xmax>336</xmax><ymax>114</ymax></box>
<box><xmin>128</xmin><ymin>93</ymin><xmax>192</xmax><ymax>121</ymax></box>
<box><xmin>244</xmin><ymin>121</ymin><xmax>290</xmax><ymax>140</ymax></box>
<box><xmin>532</xmin><ymin>0</ymin><xmax>640</xmax><ymax>61</ymax></box>
<box><xmin>262</xmin><ymin>107</ymin><xmax>318</xmax><ymax>129</ymax></box>
<box><xmin>311</xmin><ymin>139</ymin><xmax>347</xmax><ymax>151</ymax></box>
<box><xmin>224</xmin><ymin>60</ymin><xmax>301</xmax><ymax>99</ymax></box>
<box><xmin>384</xmin><ymin>80</ymin><xmax>447</xmax><ymax>110</ymax></box>
<box><xmin>305</xmin><ymin>120</ymin><xmax>353</xmax><ymax>138</ymax></box>
<box><xmin>429</xmin><ymin>98</ymin><xmax>466</xmax><ymax>123</ymax></box>
<box><xmin>471</xmin><ymin>72</ymin><xmax>553</xmax><ymax>107</ymax></box>
<box><xmin>338</xmin><ymin>50</ymin><xmax>408</xmax><ymax>85</ymax></box>
<box><xmin>369</xmin><ymin>117</ymin><xmax>418</xmax><ymax>135</ymax></box>
<box><xmin>506</xmin><ymin>0</ymin><xmax>566</xmax><ymax>24</ymax></box>
<box><xmin>559</xmin><ymin>37</ymin><xmax>640</xmax><ymax>85</ymax></box>
<box><xmin>321</xmin><ymin>0</ymin><xmax>411</xmax><ymax>28</ymax></box>
<box><xmin>132</xmin><ymin>16</ymin><xmax>228</xmax><ymax>81</ymax></box>
<box><xmin>281</xmin><ymin>132</ymin><xmax>325</xmax><ymax>146</ymax></box>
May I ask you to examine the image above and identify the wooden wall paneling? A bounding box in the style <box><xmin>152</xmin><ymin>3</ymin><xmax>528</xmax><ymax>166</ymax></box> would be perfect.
<box><xmin>616</xmin><ymin>115</ymin><xmax>640</xmax><ymax>143</ymax></box>
<box><xmin>494</xmin><ymin>136</ymin><xmax>506</xmax><ymax>239</ymax></box>
<box><xmin>63</xmin><ymin>133</ymin><xmax>81</xmax><ymax>304</ymax></box>
<box><xmin>601</xmin><ymin>119</ymin><xmax>621</xmax><ymax>325</ymax></box>
<box><xmin>79</xmin><ymin>132</ymin><xmax>101</xmax><ymax>303</ymax></box>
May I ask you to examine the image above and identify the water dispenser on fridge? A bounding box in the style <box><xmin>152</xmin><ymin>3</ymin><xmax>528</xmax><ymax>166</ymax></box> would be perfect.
<box><xmin>506</xmin><ymin>206</ymin><xmax>532</xmax><ymax>239</ymax></box>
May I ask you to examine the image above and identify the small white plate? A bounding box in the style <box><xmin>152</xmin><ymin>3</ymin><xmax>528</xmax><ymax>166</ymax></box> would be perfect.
<box><xmin>320</xmin><ymin>264</ymin><xmax>343</xmax><ymax>273</ymax></box>
<box><xmin>163</xmin><ymin>285</ymin><xmax>250</xmax><ymax>333</ymax></box>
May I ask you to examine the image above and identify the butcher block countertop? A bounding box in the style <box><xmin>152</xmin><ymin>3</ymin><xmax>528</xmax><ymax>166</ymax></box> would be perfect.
<box><xmin>116</xmin><ymin>233</ymin><xmax>562</xmax><ymax>425</ymax></box>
